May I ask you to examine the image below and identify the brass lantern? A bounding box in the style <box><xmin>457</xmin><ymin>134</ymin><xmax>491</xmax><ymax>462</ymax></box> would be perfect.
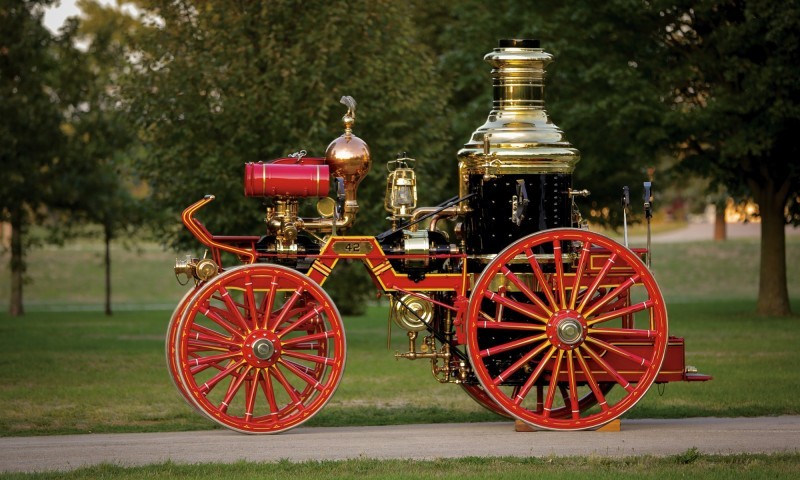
<box><xmin>384</xmin><ymin>153</ymin><xmax>417</xmax><ymax>223</ymax></box>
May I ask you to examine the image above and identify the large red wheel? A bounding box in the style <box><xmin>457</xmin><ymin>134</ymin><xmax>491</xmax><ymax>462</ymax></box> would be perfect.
<box><xmin>466</xmin><ymin>229</ymin><xmax>668</xmax><ymax>430</ymax></box>
<box><xmin>173</xmin><ymin>264</ymin><xmax>345</xmax><ymax>433</ymax></box>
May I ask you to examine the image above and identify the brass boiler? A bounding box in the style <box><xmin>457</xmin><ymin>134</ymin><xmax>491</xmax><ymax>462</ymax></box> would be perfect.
<box><xmin>457</xmin><ymin>39</ymin><xmax>580</xmax><ymax>258</ymax></box>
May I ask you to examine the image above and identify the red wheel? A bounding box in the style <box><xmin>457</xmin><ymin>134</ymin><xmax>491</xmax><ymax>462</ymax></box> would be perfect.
<box><xmin>174</xmin><ymin>264</ymin><xmax>345</xmax><ymax>433</ymax></box>
<box><xmin>466</xmin><ymin>229</ymin><xmax>668</xmax><ymax>430</ymax></box>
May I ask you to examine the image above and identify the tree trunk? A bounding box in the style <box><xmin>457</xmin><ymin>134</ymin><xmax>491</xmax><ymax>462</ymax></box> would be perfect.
<box><xmin>104</xmin><ymin>224</ymin><xmax>112</xmax><ymax>316</ymax></box>
<box><xmin>714</xmin><ymin>202</ymin><xmax>727</xmax><ymax>241</ymax></box>
<box><xmin>9</xmin><ymin>208</ymin><xmax>25</xmax><ymax>317</ymax></box>
<box><xmin>753</xmin><ymin>182</ymin><xmax>791</xmax><ymax>316</ymax></box>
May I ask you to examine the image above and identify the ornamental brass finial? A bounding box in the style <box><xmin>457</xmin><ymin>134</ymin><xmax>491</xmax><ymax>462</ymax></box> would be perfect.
<box><xmin>340</xmin><ymin>96</ymin><xmax>357</xmax><ymax>136</ymax></box>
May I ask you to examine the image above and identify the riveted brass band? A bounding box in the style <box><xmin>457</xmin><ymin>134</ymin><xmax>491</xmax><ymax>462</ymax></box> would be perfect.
<box><xmin>460</xmin><ymin>150</ymin><xmax>581</xmax><ymax>175</ymax></box>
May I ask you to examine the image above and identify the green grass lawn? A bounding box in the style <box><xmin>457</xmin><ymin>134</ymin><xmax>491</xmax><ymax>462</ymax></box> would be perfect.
<box><xmin>0</xmin><ymin>234</ymin><xmax>798</xmax><ymax>436</ymax></box>
<box><xmin>1</xmin><ymin>298</ymin><xmax>798</xmax><ymax>437</ymax></box>
<box><xmin>0</xmin><ymin>233</ymin><xmax>798</xmax><ymax>477</ymax></box>
<box><xmin>4</xmin><ymin>453</ymin><xmax>800</xmax><ymax>480</ymax></box>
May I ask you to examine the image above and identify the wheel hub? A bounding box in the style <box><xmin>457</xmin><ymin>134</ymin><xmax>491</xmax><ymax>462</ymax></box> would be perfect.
<box><xmin>557</xmin><ymin>318</ymin><xmax>583</xmax><ymax>345</ymax></box>
<box><xmin>252</xmin><ymin>338</ymin><xmax>275</xmax><ymax>360</ymax></box>
<box><xmin>243</xmin><ymin>330</ymin><xmax>281</xmax><ymax>367</ymax></box>
<box><xmin>546</xmin><ymin>310</ymin><xmax>587</xmax><ymax>350</ymax></box>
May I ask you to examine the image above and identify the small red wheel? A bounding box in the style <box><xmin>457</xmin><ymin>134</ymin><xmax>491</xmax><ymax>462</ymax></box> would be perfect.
<box><xmin>173</xmin><ymin>264</ymin><xmax>345</xmax><ymax>433</ymax></box>
<box><xmin>466</xmin><ymin>229</ymin><xmax>668</xmax><ymax>430</ymax></box>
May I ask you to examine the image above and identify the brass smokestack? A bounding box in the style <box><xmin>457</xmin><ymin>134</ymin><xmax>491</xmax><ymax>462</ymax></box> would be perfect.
<box><xmin>457</xmin><ymin>39</ymin><xmax>580</xmax><ymax>178</ymax></box>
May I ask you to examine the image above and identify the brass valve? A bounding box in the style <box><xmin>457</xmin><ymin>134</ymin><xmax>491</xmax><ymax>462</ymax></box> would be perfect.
<box><xmin>174</xmin><ymin>253</ymin><xmax>219</xmax><ymax>285</ymax></box>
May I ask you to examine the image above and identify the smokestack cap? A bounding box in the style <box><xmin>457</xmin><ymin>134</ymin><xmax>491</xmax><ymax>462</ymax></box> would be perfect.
<box><xmin>498</xmin><ymin>39</ymin><xmax>540</xmax><ymax>48</ymax></box>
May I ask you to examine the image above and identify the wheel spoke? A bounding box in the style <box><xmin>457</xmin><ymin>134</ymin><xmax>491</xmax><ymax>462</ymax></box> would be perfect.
<box><xmin>542</xmin><ymin>350</ymin><xmax>565</xmax><ymax>417</ymax></box>
<box><xmin>187</xmin><ymin>339</ymin><xmax>231</xmax><ymax>354</ymax></box>
<box><xmin>280</xmin><ymin>360</ymin><xmax>324</xmax><ymax>392</ymax></box>
<box><xmin>480</xmin><ymin>333</ymin><xmax>547</xmax><ymax>358</ymax></box>
<box><xmin>199</xmin><ymin>359</ymin><xmax>246</xmax><ymax>395</ymax></box>
<box><xmin>268</xmin><ymin>287</ymin><xmax>305</xmax><ymax>331</ymax></box>
<box><xmin>259</xmin><ymin>369</ymin><xmax>279</xmax><ymax>418</ymax></box>
<box><xmin>574</xmin><ymin>346</ymin><xmax>609</xmax><ymax>412</ymax></box>
<box><xmin>484</xmin><ymin>290</ymin><xmax>548</xmax><ymax>323</ymax></box>
<box><xmin>188</xmin><ymin>330</ymin><xmax>240</xmax><ymax>349</ymax></box>
<box><xmin>576</xmin><ymin>252</ymin><xmax>618</xmax><ymax>313</ymax></box>
<box><xmin>282</xmin><ymin>350</ymin><xmax>335</xmax><ymax>366</ymax></box>
<box><xmin>244</xmin><ymin>275</ymin><xmax>259</xmax><ymax>330</ymax></box>
<box><xmin>218</xmin><ymin>285</ymin><xmax>251</xmax><ymax>333</ymax></box>
<box><xmin>270</xmin><ymin>365</ymin><xmax>305</xmax><ymax>410</ymax></box>
<box><xmin>566</xmin><ymin>351</ymin><xmax>580</xmax><ymax>419</ymax></box>
<box><xmin>199</xmin><ymin>304</ymin><xmax>245</xmax><ymax>339</ymax></box>
<box><xmin>494</xmin><ymin>285</ymin><xmax>507</xmax><ymax>323</ymax></box>
<box><xmin>283</xmin><ymin>341</ymin><xmax>322</xmax><ymax>350</ymax></box>
<box><xmin>589</xmin><ymin>326</ymin><xmax>657</xmax><ymax>339</ymax></box>
<box><xmin>585</xmin><ymin>336</ymin><xmax>652</xmax><ymax>368</ymax></box>
<box><xmin>524</xmin><ymin>248</ymin><xmax>559</xmax><ymax>311</ymax></box>
<box><xmin>553</xmin><ymin>240</ymin><xmax>567</xmax><ymax>309</ymax></box>
<box><xmin>587</xmin><ymin>300</ymin><xmax>655</xmax><ymax>327</ymax></box>
<box><xmin>582</xmin><ymin>274</ymin><xmax>640</xmax><ymax>318</ymax></box>
<box><xmin>581</xmin><ymin>343</ymin><xmax>634</xmax><ymax>393</ymax></box>
<box><xmin>281</xmin><ymin>330</ymin><xmax>333</xmax><ymax>347</ymax></box>
<box><xmin>569</xmin><ymin>242</ymin><xmax>592</xmax><ymax>310</ymax></box>
<box><xmin>492</xmin><ymin>340</ymin><xmax>551</xmax><ymax>385</ymax></box>
<box><xmin>277</xmin><ymin>304</ymin><xmax>324</xmax><ymax>338</ymax></box>
<box><xmin>244</xmin><ymin>371</ymin><xmax>258</xmax><ymax>422</ymax></box>
<box><xmin>476</xmin><ymin>321</ymin><xmax>546</xmax><ymax>332</ymax></box>
<box><xmin>513</xmin><ymin>345</ymin><xmax>557</xmax><ymax>405</ymax></box>
<box><xmin>189</xmin><ymin>351</ymin><xmax>240</xmax><ymax>370</ymax></box>
<box><xmin>258</xmin><ymin>276</ymin><xmax>279</xmax><ymax>330</ymax></box>
<box><xmin>190</xmin><ymin>324</ymin><xmax>238</xmax><ymax>347</ymax></box>
<box><xmin>220</xmin><ymin>365</ymin><xmax>251</xmax><ymax>413</ymax></box>
<box><xmin>500</xmin><ymin>266</ymin><xmax>552</xmax><ymax>318</ymax></box>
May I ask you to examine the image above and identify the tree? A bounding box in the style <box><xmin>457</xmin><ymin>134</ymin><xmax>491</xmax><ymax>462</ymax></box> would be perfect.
<box><xmin>665</xmin><ymin>0</ymin><xmax>800</xmax><ymax>315</ymax></box>
<box><xmin>123</xmin><ymin>0</ymin><xmax>452</xmax><ymax>313</ymax></box>
<box><xmin>425</xmin><ymin>0</ymin><xmax>799</xmax><ymax>315</ymax></box>
<box><xmin>0</xmin><ymin>0</ymin><xmax>71</xmax><ymax>316</ymax></box>
<box><xmin>54</xmin><ymin>0</ymin><xmax>145</xmax><ymax>315</ymax></box>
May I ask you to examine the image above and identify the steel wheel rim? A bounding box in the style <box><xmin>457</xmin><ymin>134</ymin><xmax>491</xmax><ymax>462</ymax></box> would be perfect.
<box><xmin>166</xmin><ymin>287</ymin><xmax>204</xmax><ymax>408</ymax></box>
<box><xmin>466</xmin><ymin>228</ymin><xmax>668</xmax><ymax>430</ymax></box>
<box><xmin>174</xmin><ymin>264</ymin><xmax>345</xmax><ymax>433</ymax></box>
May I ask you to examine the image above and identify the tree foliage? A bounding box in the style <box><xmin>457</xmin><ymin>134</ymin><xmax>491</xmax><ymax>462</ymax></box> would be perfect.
<box><xmin>417</xmin><ymin>0</ymin><xmax>798</xmax><ymax>315</ymax></box>
<box><xmin>659</xmin><ymin>0</ymin><xmax>800</xmax><ymax>315</ymax></box>
<box><xmin>124</xmin><ymin>0</ymin><xmax>452</xmax><ymax>312</ymax></box>
<box><xmin>54</xmin><ymin>0</ymin><xmax>147</xmax><ymax>315</ymax></box>
<box><xmin>0</xmin><ymin>0</ymin><xmax>75</xmax><ymax>315</ymax></box>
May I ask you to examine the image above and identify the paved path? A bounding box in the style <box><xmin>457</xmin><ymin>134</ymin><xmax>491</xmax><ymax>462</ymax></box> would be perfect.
<box><xmin>634</xmin><ymin>221</ymin><xmax>800</xmax><ymax>243</ymax></box>
<box><xmin>2</xmin><ymin>417</ymin><xmax>799</xmax><ymax>473</ymax></box>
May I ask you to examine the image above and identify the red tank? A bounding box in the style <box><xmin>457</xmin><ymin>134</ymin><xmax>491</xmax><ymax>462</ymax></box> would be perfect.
<box><xmin>244</xmin><ymin>161</ymin><xmax>330</xmax><ymax>197</ymax></box>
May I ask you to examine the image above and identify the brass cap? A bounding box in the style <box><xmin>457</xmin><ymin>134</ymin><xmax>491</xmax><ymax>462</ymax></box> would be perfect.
<box><xmin>325</xmin><ymin>134</ymin><xmax>371</xmax><ymax>186</ymax></box>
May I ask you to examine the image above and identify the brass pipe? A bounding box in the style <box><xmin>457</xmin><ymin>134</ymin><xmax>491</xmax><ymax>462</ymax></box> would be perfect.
<box><xmin>407</xmin><ymin>205</ymin><xmax>466</xmax><ymax>232</ymax></box>
<box><xmin>300</xmin><ymin>209</ymin><xmax>357</xmax><ymax>234</ymax></box>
